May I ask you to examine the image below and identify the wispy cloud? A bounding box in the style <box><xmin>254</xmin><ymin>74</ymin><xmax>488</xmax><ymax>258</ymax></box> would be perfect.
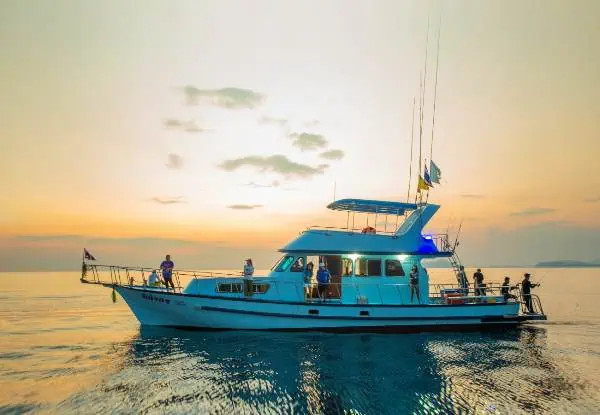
<box><xmin>181</xmin><ymin>86</ymin><xmax>265</xmax><ymax>109</ymax></box>
<box><xmin>290</xmin><ymin>133</ymin><xmax>328</xmax><ymax>151</ymax></box>
<box><xmin>319</xmin><ymin>149</ymin><xmax>345</xmax><ymax>160</ymax></box>
<box><xmin>460</xmin><ymin>194</ymin><xmax>486</xmax><ymax>199</ymax></box>
<box><xmin>166</xmin><ymin>153</ymin><xmax>183</xmax><ymax>169</ymax></box>
<box><xmin>164</xmin><ymin>119</ymin><xmax>210</xmax><ymax>133</ymax></box>
<box><xmin>244</xmin><ymin>181</ymin><xmax>281</xmax><ymax>188</ymax></box>
<box><xmin>219</xmin><ymin>155</ymin><xmax>329</xmax><ymax>179</ymax></box>
<box><xmin>259</xmin><ymin>116</ymin><xmax>288</xmax><ymax>128</ymax></box>
<box><xmin>304</xmin><ymin>120</ymin><xmax>320</xmax><ymax>128</ymax></box>
<box><xmin>227</xmin><ymin>204</ymin><xmax>263</xmax><ymax>210</ymax></box>
<box><xmin>584</xmin><ymin>196</ymin><xmax>600</xmax><ymax>203</ymax></box>
<box><xmin>509</xmin><ymin>207</ymin><xmax>556</xmax><ymax>217</ymax></box>
<box><xmin>151</xmin><ymin>196</ymin><xmax>186</xmax><ymax>204</ymax></box>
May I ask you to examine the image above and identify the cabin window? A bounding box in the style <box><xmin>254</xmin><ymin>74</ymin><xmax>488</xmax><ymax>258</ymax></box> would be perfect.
<box><xmin>252</xmin><ymin>283</ymin><xmax>270</xmax><ymax>294</ymax></box>
<box><xmin>216</xmin><ymin>283</ymin><xmax>243</xmax><ymax>293</ymax></box>
<box><xmin>342</xmin><ymin>258</ymin><xmax>353</xmax><ymax>277</ymax></box>
<box><xmin>274</xmin><ymin>256</ymin><xmax>295</xmax><ymax>272</ymax></box>
<box><xmin>385</xmin><ymin>260</ymin><xmax>405</xmax><ymax>276</ymax></box>
<box><xmin>356</xmin><ymin>259</ymin><xmax>382</xmax><ymax>276</ymax></box>
<box><xmin>290</xmin><ymin>257</ymin><xmax>305</xmax><ymax>272</ymax></box>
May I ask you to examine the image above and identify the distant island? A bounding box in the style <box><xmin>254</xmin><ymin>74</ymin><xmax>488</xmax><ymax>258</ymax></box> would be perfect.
<box><xmin>535</xmin><ymin>260</ymin><xmax>600</xmax><ymax>268</ymax></box>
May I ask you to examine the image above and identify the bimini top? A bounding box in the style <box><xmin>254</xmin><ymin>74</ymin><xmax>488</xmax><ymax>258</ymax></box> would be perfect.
<box><xmin>327</xmin><ymin>198</ymin><xmax>419</xmax><ymax>216</ymax></box>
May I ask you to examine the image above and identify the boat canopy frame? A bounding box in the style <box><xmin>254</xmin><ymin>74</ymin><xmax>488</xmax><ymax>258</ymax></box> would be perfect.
<box><xmin>327</xmin><ymin>199</ymin><xmax>420</xmax><ymax>216</ymax></box>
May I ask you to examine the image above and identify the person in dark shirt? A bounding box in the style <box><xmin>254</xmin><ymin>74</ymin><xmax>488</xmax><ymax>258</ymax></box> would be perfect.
<box><xmin>409</xmin><ymin>265</ymin><xmax>421</xmax><ymax>304</ymax></box>
<box><xmin>160</xmin><ymin>254</ymin><xmax>175</xmax><ymax>291</ymax></box>
<box><xmin>501</xmin><ymin>276</ymin><xmax>517</xmax><ymax>301</ymax></box>
<box><xmin>473</xmin><ymin>268</ymin><xmax>485</xmax><ymax>296</ymax></box>
<box><xmin>316</xmin><ymin>262</ymin><xmax>331</xmax><ymax>302</ymax></box>
<box><xmin>521</xmin><ymin>273</ymin><xmax>539</xmax><ymax>313</ymax></box>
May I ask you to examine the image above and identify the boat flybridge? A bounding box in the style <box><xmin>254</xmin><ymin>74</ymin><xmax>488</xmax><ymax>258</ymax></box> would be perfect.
<box><xmin>80</xmin><ymin>198</ymin><xmax>547</xmax><ymax>332</ymax></box>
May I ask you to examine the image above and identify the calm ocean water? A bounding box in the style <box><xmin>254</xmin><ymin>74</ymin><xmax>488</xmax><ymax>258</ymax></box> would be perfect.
<box><xmin>1</xmin><ymin>268</ymin><xmax>600</xmax><ymax>414</ymax></box>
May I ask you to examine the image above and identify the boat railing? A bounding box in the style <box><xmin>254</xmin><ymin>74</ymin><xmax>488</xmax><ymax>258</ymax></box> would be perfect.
<box><xmin>81</xmin><ymin>263</ymin><xmax>242</xmax><ymax>293</ymax></box>
<box><xmin>306</xmin><ymin>225</ymin><xmax>398</xmax><ymax>236</ymax></box>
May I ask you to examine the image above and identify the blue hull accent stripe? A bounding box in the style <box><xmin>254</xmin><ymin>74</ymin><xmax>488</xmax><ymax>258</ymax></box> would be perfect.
<box><xmin>113</xmin><ymin>285</ymin><xmax>511</xmax><ymax>309</ymax></box>
<box><xmin>200</xmin><ymin>306</ymin><xmax>515</xmax><ymax>322</ymax></box>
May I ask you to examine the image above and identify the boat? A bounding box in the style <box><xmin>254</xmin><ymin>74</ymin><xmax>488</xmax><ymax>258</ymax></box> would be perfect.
<box><xmin>79</xmin><ymin>199</ymin><xmax>547</xmax><ymax>332</ymax></box>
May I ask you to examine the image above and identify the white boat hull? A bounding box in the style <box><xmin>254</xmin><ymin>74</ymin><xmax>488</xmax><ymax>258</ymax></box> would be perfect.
<box><xmin>114</xmin><ymin>286</ymin><xmax>526</xmax><ymax>332</ymax></box>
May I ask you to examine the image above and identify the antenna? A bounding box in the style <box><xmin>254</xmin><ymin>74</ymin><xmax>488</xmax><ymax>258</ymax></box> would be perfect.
<box><xmin>429</xmin><ymin>16</ymin><xmax>442</xmax><ymax>162</ymax></box>
<box><xmin>407</xmin><ymin>97</ymin><xmax>416</xmax><ymax>203</ymax></box>
<box><xmin>333</xmin><ymin>181</ymin><xmax>336</xmax><ymax>202</ymax></box>
<box><xmin>453</xmin><ymin>219</ymin><xmax>464</xmax><ymax>250</ymax></box>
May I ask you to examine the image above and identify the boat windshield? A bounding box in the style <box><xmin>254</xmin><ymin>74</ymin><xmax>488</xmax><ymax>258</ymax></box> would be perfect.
<box><xmin>270</xmin><ymin>255</ymin><xmax>295</xmax><ymax>272</ymax></box>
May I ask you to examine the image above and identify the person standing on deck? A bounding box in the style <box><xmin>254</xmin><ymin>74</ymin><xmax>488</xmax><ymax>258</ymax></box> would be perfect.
<box><xmin>473</xmin><ymin>268</ymin><xmax>485</xmax><ymax>296</ymax></box>
<box><xmin>160</xmin><ymin>254</ymin><xmax>175</xmax><ymax>291</ymax></box>
<box><xmin>456</xmin><ymin>265</ymin><xmax>468</xmax><ymax>294</ymax></box>
<box><xmin>409</xmin><ymin>265</ymin><xmax>421</xmax><ymax>304</ymax></box>
<box><xmin>243</xmin><ymin>258</ymin><xmax>254</xmax><ymax>296</ymax></box>
<box><xmin>521</xmin><ymin>273</ymin><xmax>539</xmax><ymax>313</ymax></box>
<box><xmin>316</xmin><ymin>262</ymin><xmax>330</xmax><ymax>302</ymax></box>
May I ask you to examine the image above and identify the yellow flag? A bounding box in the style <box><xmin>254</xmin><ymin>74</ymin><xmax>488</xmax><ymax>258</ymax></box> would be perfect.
<box><xmin>417</xmin><ymin>175</ymin><xmax>430</xmax><ymax>192</ymax></box>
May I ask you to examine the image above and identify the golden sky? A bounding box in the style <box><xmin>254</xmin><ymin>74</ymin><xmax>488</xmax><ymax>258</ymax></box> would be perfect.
<box><xmin>1</xmin><ymin>0</ymin><xmax>599</xmax><ymax>269</ymax></box>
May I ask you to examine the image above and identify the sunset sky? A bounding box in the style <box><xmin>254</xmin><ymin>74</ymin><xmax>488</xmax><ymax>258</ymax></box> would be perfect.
<box><xmin>1</xmin><ymin>0</ymin><xmax>599</xmax><ymax>270</ymax></box>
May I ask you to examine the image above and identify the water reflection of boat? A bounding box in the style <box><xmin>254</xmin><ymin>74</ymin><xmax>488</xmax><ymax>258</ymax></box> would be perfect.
<box><xmin>100</xmin><ymin>325</ymin><xmax>577</xmax><ymax>414</ymax></box>
<box><xmin>81</xmin><ymin>199</ymin><xmax>547</xmax><ymax>332</ymax></box>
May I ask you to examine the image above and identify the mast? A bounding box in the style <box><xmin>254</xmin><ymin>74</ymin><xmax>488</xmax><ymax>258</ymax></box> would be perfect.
<box><xmin>417</xmin><ymin>17</ymin><xmax>430</xmax><ymax>204</ymax></box>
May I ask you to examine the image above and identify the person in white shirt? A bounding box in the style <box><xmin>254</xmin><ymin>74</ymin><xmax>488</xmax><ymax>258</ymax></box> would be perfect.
<box><xmin>243</xmin><ymin>259</ymin><xmax>254</xmax><ymax>296</ymax></box>
<box><xmin>148</xmin><ymin>270</ymin><xmax>160</xmax><ymax>287</ymax></box>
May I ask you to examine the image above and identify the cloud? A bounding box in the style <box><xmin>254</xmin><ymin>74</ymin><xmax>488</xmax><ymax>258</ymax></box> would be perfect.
<box><xmin>164</xmin><ymin>119</ymin><xmax>210</xmax><ymax>133</ymax></box>
<box><xmin>166</xmin><ymin>153</ymin><xmax>183</xmax><ymax>169</ymax></box>
<box><xmin>304</xmin><ymin>120</ymin><xmax>320</xmax><ymax>128</ymax></box>
<box><xmin>259</xmin><ymin>116</ymin><xmax>288</xmax><ymax>128</ymax></box>
<box><xmin>290</xmin><ymin>133</ymin><xmax>328</xmax><ymax>151</ymax></box>
<box><xmin>584</xmin><ymin>197</ymin><xmax>600</xmax><ymax>203</ymax></box>
<box><xmin>509</xmin><ymin>207</ymin><xmax>557</xmax><ymax>217</ymax></box>
<box><xmin>244</xmin><ymin>181</ymin><xmax>281</xmax><ymax>188</ymax></box>
<box><xmin>219</xmin><ymin>155</ymin><xmax>329</xmax><ymax>179</ymax></box>
<box><xmin>227</xmin><ymin>204</ymin><xmax>263</xmax><ymax>210</ymax></box>
<box><xmin>151</xmin><ymin>196</ymin><xmax>186</xmax><ymax>204</ymax></box>
<box><xmin>319</xmin><ymin>149</ymin><xmax>345</xmax><ymax>160</ymax></box>
<box><xmin>460</xmin><ymin>194</ymin><xmax>486</xmax><ymax>199</ymax></box>
<box><xmin>182</xmin><ymin>86</ymin><xmax>265</xmax><ymax>109</ymax></box>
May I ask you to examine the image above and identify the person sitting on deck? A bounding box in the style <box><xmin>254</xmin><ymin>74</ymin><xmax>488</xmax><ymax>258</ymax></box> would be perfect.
<box><xmin>243</xmin><ymin>258</ymin><xmax>254</xmax><ymax>296</ymax></box>
<box><xmin>361</xmin><ymin>226</ymin><xmax>376</xmax><ymax>234</ymax></box>
<box><xmin>316</xmin><ymin>262</ymin><xmax>331</xmax><ymax>302</ymax></box>
<box><xmin>501</xmin><ymin>276</ymin><xmax>517</xmax><ymax>301</ymax></box>
<box><xmin>147</xmin><ymin>269</ymin><xmax>160</xmax><ymax>287</ymax></box>
<box><xmin>409</xmin><ymin>265</ymin><xmax>421</xmax><ymax>304</ymax></box>
<box><xmin>160</xmin><ymin>254</ymin><xmax>175</xmax><ymax>291</ymax></box>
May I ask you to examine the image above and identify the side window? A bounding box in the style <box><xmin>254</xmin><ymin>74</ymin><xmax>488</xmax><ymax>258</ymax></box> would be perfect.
<box><xmin>217</xmin><ymin>283</ymin><xmax>243</xmax><ymax>293</ymax></box>
<box><xmin>385</xmin><ymin>260</ymin><xmax>405</xmax><ymax>276</ymax></box>
<box><xmin>356</xmin><ymin>259</ymin><xmax>381</xmax><ymax>276</ymax></box>
<box><xmin>342</xmin><ymin>258</ymin><xmax>353</xmax><ymax>276</ymax></box>
<box><xmin>290</xmin><ymin>257</ymin><xmax>305</xmax><ymax>272</ymax></box>
<box><xmin>275</xmin><ymin>256</ymin><xmax>295</xmax><ymax>272</ymax></box>
<box><xmin>356</xmin><ymin>258</ymin><xmax>367</xmax><ymax>276</ymax></box>
<box><xmin>367</xmin><ymin>260</ymin><xmax>381</xmax><ymax>276</ymax></box>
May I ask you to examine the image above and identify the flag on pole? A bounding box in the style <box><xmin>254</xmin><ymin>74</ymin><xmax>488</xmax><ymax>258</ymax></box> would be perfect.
<box><xmin>417</xmin><ymin>175</ymin><xmax>430</xmax><ymax>192</ymax></box>
<box><xmin>424</xmin><ymin>165</ymin><xmax>433</xmax><ymax>187</ymax></box>
<box><xmin>83</xmin><ymin>248</ymin><xmax>96</xmax><ymax>261</ymax></box>
<box><xmin>430</xmin><ymin>160</ymin><xmax>442</xmax><ymax>184</ymax></box>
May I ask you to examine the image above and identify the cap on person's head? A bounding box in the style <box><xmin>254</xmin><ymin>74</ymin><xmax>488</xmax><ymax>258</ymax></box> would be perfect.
<box><xmin>524</xmin><ymin>273</ymin><xmax>531</xmax><ymax>277</ymax></box>
<box><xmin>319</xmin><ymin>262</ymin><xmax>325</xmax><ymax>267</ymax></box>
